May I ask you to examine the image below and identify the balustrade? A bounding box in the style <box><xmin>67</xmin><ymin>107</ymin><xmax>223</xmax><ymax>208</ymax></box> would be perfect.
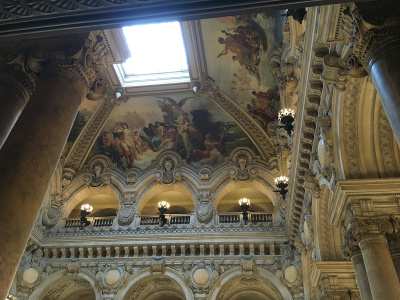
<box><xmin>64</xmin><ymin>212</ymin><xmax>272</xmax><ymax>229</ymax></box>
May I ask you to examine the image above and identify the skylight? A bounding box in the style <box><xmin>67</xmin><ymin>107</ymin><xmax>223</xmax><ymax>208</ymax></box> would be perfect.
<box><xmin>115</xmin><ymin>21</ymin><xmax>190</xmax><ymax>87</ymax></box>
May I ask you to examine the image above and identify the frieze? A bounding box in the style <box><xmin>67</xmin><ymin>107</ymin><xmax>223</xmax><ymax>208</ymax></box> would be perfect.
<box><xmin>44</xmin><ymin>222</ymin><xmax>285</xmax><ymax>237</ymax></box>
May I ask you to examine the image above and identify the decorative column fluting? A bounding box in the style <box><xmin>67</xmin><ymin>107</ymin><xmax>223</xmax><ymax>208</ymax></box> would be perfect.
<box><xmin>388</xmin><ymin>232</ymin><xmax>400</xmax><ymax>280</ymax></box>
<box><xmin>343</xmin><ymin>226</ymin><xmax>373</xmax><ymax>300</ymax></box>
<box><xmin>353</xmin><ymin>218</ymin><xmax>400</xmax><ymax>299</ymax></box>
<box><xmin>0</xmin><ymin>34</ymin><xmax>107</xmax><ymax>299</ymax></box>
<box><xmin>0</xmin><ymin>61</ymin><xmax>38</xmax><ymax>149</ymax></box>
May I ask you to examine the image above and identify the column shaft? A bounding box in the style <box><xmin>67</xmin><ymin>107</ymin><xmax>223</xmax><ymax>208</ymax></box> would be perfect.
<box><xmin>0</xmin><ymin>73</ymin><xmax>32</xmax><ymax>149</ymax></box>
<box><xmin>0</xmin><ymin>67</ymin><xmax>86</xmax><ymax>298</ymax></box>
<box><xmin>351</xmin><ymin>253</ymin><xmax>373</xmax><ymax>300</ymax></box>
<box><xmin>359</xmin><ymin>234</ymin><xmax>400</xmax><ymax>299</ymax></box>
<box><xmin>368</xmin><ymin>35</ymin><xmax>400</xmax><ymax>146</ymax></box>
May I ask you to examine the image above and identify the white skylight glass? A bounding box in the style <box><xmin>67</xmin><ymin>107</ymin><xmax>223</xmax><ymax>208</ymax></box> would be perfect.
<box><xmin>116</xmin><ymin>21</ymin><xmax>190</xmax><ymax>87</ymax></box>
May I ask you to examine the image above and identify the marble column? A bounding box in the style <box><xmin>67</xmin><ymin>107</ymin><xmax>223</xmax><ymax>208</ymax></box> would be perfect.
<box><xmin>367</xmin><ymin>34</ymin><xmax>400</xmax><ymax>146</ymax></box>
<box><xmin>352</xmin><ymin>12</ymin><xmax>400</xmax><ymax>145</ymax></box>
<box><xmin>351</xmin><ymin>250</ymin><xmax>372</xmax><ymax>300</ymax></box>
<box><xmin>388</xmin><ymin>233</ymin><xmax>400</xmax><ymax>281</ymax></box>
<box><xmin>0</xmin><ymin>70</ymin><xmax>35</xmax><ymax>149</ymax></box>
<box><xmin>359</xmin><ymin>234</ymin><xmax>400</xmax><ymax>299</ymax></box>
<box><xmin>0</xmin><ymin>64</ymin><xmax>91</xmax><ymax>298</ymax></box>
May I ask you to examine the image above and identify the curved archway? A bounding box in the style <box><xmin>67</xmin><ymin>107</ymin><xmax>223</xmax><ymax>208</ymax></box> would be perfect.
<box><xmin>214</xmin><ymin>180</ymin><xmax>277</xmax><ymax>208</ymax></box>
<box><xmin>209</xmin><ymin>267</ymin><xmax>293</xmax><ymax>300</ymax></box>
<box><xmin>62</xmin><ymin>185</ymin><xmax>120</xmax><ymax>218</ymax></box>
<box><xmin>116</xmin><ymin>268</ymin><xmax>192</xmax><ymax>300</ymax></box>
<box><xmin>137</xmin><ymin>183</ymin><xmax>195</xmax><ymax>215</ymax></box>
<box><xmin>29</xmin><ymin>270</ymin><xmax>101</xmax><ymax>300</ymax></box>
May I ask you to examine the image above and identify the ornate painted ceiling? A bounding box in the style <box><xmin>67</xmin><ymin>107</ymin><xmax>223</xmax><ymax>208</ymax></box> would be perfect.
<box><xmin>64</xmin><ymin>11</ymin><xmax>286</xmax><ymax>176</ymax></box>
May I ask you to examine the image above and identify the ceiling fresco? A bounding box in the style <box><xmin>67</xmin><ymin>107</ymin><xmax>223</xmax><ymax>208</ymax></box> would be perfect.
<box><xmin>87</xmin><ymin>90</ymin><xmax>259</xmax><ymax>171</ymax></box>
<box><xmin>200</xmin><ymin>12</ymin><xmax>284</xmax><ymax>131</ymax></box>
<box><xmin>67</xmin><ymin>98</ymin><xmax>102</xmax><ymax>145</ymax></box>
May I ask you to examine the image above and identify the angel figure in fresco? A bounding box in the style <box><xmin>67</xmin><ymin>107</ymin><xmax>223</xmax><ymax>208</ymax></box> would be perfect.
<box><xmin>247</xmin><ymin>89</ymin><xmax>280</xmax><ymax>129</ymax></box>
<box><xmin>156</xmin><ymin>96</ymin><xmax>194</xmax><ymax>123</ymax></box>
<box><xmin>193</xmin><ymin>131</ymin><xmax>225</xmax><ymax>164</ymax></box>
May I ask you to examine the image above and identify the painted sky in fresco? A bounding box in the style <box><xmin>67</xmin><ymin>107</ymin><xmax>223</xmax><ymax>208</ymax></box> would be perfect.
<box><xmin>201</xmin><ymin>12</ymin><xmax>284</xmax><ymax>131</ymax></box>
<box><xmin>89</xmin><ymin>91</ymin><xmax>258</xmax><ymax>171</ymax></box>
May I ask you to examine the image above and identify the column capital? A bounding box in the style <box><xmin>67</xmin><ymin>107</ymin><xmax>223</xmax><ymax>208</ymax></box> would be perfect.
<box><xmin>4</xmin><ymin>33</ymin><xmax>109</xmax><ymax>102</ymax></box>
<box><xmin>347</xmin><ymin>2</ymin><xmax>400</xmax><ymax>71</ymax></box>
<box><xmin>352</xmin><ymin>217</ymin><xmax>395</xmax><ymax>241</ymax></box>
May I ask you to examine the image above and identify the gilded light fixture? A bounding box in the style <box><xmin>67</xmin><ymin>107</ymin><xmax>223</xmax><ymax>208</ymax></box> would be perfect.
<box><xmin>239</xmin><ymin>198</ymin><xmax>250</xmax><ymax>224</ymax></box>
<box><xmin>80</xmin><ymin>204</ymin><xmax>93</xmax><ymax>229</ymax></box>
<box><xmin>158</xmin><ymin>201</ymin><xmax>170</xmax><ymax>227</ymax></box>
<box><xmin>278</xmin><ymin>108</ymin><xmax>295</xmax><ymax>135</ymax></box>
<box><xmin>275</xmin><ymin>176</ymin><xmax>289</xmax><ymax>200</ymax></box>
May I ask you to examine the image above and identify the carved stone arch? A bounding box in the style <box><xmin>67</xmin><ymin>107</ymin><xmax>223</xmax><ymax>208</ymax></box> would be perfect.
<box><xmin>62</xmin><ymin>184</ymin><xmax>120</xmax><ymax>219</ymax></box>
<box><xmin>208</xmin><ymin>267</ymin><xmax>293</xmax><ymax>300</ymax></box>
<box><xmin>137</xmin><ymin>181</ymin><xmax>196</xmax><ymax>215</ymax></box>
<box><xmin>28</xmin><ymin>269</ymin><xmax>101</xmax><ymax>300</ymax></box>
<box><xmin>214</xmin><ymin>179</ymin><xmax>279</xmax><ymax>209</ymax></box>
<box><xmin>116</xmin><ymin>268</ymin><xmax>193</xmax><ymax>300</ymax></box>
<box><xmin>338</xmin><ymin>76</ymin><xmax>400</xmax><ymax>179</ymax></box>
<box><xmin>313</xmin><ymin>185</ymin><xmax>342</xmax><ymax>261</ymax></box>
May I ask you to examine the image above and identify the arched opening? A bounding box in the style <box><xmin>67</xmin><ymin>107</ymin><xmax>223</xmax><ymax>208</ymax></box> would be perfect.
<box><xmin>123</xmin><ymin>276</ymin><xmax>185</xmax><ymax>300</ymax></box>
<box><xmin>39</xmin><ymin>276</ymin><xmax>95</xmax><ymax>300</ymax></box>
<box><xmin>141</xmin><ymin>190</ymin><xmax>194</xmax><ymax>215</ymax></box>
<box><xmin>67</xmin><ymin>194</ymin><xmax>119</xmax><ymax>218</ymax></box>
<box><xmin>217</xmin><ymin>187</ymin><xmax>273</xmax><ymax>213</ymax></box>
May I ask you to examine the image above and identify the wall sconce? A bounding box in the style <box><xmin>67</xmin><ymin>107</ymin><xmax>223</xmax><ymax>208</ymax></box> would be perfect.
<box><xmin>239</xmin><ymin>198</ymin><xmax>251</xmax><ymax>225</ymax></box>
<box><xmin>158</xmin><ymin>201</ymin><xmax>170</xmax><ymax>227</ymax></box>
<box><xmin>278</xmin><ymin>108</ymin><xmax>295</xmax><ymax>135</ymax></box>
<box><xmin>80</xmin><ymin>204</ymin><xmax>93</xmax><ymax>229</ymax></box>
<box><xmin>275</xmin><ymin>176</ymin><xmax>289</xmax><ymax>200</ymax></box>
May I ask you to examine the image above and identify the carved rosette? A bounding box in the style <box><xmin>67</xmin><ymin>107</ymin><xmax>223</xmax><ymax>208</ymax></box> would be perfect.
<box><xmin>96</xmin><ymin>264</ymin><xmax>129</xmax><ymax>295</ymax></box>
<box><xmin>195</xmin><ymin>190</ymin><xmax>215</xmax><ymax>224</ymax></box>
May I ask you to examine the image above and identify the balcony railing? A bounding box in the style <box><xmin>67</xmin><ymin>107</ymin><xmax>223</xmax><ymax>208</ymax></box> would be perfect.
<box><xmin>218</xmin><ymin>212</ymin><xmax>272</xmax><ymax>224</ymax></box>
<box><xmin>63</xmin><ymin>212</ymin><xmax>273</xmax><ymax>229</ymax></box>
<box><xmin>64</xmin><ymin>216</ymin><xmax>116</xmax><ymax>229</ymax></box>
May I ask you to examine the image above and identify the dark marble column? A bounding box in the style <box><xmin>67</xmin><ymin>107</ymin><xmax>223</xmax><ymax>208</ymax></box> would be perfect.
<box><xmin>0</xmin><ymin>34</ymin><xmax>107</xmax><ymax>297</ymax></box>
<box><xmin>0</xmin><ymin>69</ymin><xmax>35</xmax><ymax>149</ymax></box>
<box><xmin>367</xmin><ymin>34</ymin><xmax>400</xmax><ymax>146</ymax></box>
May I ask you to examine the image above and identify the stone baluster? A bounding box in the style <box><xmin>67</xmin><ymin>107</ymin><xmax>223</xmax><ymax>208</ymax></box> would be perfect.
<box><xmin>353</xmin><ymin>217</ymin><xmax>400</xmax><ymax>299</ymax></box>
<box><xmin>0</xmin><ymin>33</ymin><xmax>107</xmax><ymax>299</ymax></box>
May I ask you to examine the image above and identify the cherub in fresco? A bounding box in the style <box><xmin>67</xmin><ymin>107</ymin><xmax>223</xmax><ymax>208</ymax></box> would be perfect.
<box><xmin>155</xmin><ymin>125</ymin><xmax>179</xmax><ymax>151</ymax></box>
<box><xmin>156</xmin><ymin>96</ymin><xmax>194</xmax><ymax>122</ymax></box>
<box><xmin>132</xmin><ymin>130</ymin><xmax>149</xmax><ymax>154</ymax></box>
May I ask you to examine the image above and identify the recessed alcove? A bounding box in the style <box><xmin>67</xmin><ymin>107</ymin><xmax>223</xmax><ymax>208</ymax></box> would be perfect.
<box><xmin>141</xmin><ymin>191</ymin><xmax>194</xmax><ymax>215</ymax></box>
<box><xmin>217</xmin><ymin>188</ymin><xmax>273</xmax><ymax>213</ymax></box>
<box><xmin>68</xmin><ymin>194</ymin><xmax>119</xmax><ymax>218</ymax></box>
